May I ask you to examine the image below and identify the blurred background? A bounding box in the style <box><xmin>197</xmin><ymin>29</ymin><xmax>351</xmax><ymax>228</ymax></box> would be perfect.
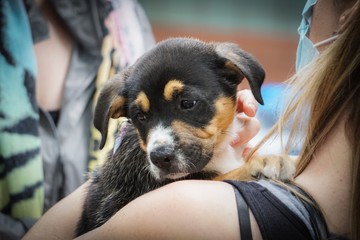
<box><xmin>139</xmin><ymin>0</ymin><xmax>304</xmax><ymax>83</ymax></box>
<box><xmin>139</xmin><ymin>0</ymin><xmax>305</xmax><ymax>153</ymax></box>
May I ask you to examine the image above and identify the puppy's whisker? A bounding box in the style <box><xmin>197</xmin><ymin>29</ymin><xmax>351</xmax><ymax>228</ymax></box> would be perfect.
<box><xmin>186</xmin><ymin>159</ymin><xmax>196</xmax><ymax>170</ymax></box>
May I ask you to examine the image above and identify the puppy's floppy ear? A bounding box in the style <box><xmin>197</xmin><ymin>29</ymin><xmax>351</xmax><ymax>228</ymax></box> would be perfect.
<box><xmin>94</xmin><ymin>67</ymin><xmax>131</xmax><ymax>149</ymax></box>
<box><xmin>214</xmin><ymin>43</ymin><xmax>265</xmax><ymax>105</ymax></box>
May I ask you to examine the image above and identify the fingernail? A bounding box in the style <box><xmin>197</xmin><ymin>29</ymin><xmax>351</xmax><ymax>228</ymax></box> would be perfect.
<box><xmin>248</xmin><ymin>102</ymin><xmax>256</xmax><ymax>112</ymax></box>
<box><xmin>236</xmin><ymin>112</ymin><xmax>246</xmax><ymax>119</ymax></box>
<box><xmin>242</xmin><ymin>147</ymin><xmax>252</xmax><ymax>157</ymax></box>
<box><xmin>231</xmin><ymin>136</ymin><xmax>241</xmax><ymax>147</ymax></box>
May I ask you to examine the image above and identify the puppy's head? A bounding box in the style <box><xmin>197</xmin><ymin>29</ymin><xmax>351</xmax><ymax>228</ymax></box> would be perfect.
<box><xmin>94</xmin><ymin>38</ymin><xmax>265</xmax><ymax>180</ymax></box>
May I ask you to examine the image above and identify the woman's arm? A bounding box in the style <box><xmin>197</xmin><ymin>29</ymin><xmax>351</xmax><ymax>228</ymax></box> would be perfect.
<box><xmin>75</xmin><ymin>180</ymin><xmax>262</xmax><ymax>240</ymax></box>
<box><xmin>24</xmin><ymin>91</ymin><xmax>260</xmax><ymax>239</ymax></box>
<box><xmin>23</xmin><ymin>181</ymin><xmax>89</xmax><ymax>240</ymax></box>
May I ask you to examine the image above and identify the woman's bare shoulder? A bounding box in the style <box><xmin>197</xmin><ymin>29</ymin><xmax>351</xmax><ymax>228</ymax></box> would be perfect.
<box><xmin>78</xmin><ymin>180</ymin><xmax>261</xmax><ymax>240</ymax></box>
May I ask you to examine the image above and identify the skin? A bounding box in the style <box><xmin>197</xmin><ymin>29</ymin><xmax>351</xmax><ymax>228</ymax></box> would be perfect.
<box><xmin>23</xmin><ymin>1</ymin><xmax>357</xmax><ymax>239</ymax></box>
<box><xmin>309</xmin><ymin>0</ymin><xmax>356</xmax><ymax>52</ymax></box>
<box><xmin>297</xmin><ymin>0</ymin><xmax>358</xmax><ymax>234</ymax></box>
<box><xmin>34</xmin><ymin>0</ymin><xmax>73</xmax><ymax>111</ymax></box>
<box><xmin>231</xmin><ymin>90</ymin><xmax>260</xmax><ymax>148</ymax></box>
<box><xmin>24</xmin><ymin>92</ymin><xmax>260</xmax><ymax>240</ymax></box>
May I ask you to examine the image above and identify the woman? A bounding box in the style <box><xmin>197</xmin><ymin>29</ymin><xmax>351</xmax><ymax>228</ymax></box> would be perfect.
<box><xmin>0</xmin><ymin>1</ymin><xmax>155</xmax><ymax>238</ymax></box>
<box><xmin>24</xmin><ymin>0</ymin><xmax>359</xmax><ymax>239</ymax></box>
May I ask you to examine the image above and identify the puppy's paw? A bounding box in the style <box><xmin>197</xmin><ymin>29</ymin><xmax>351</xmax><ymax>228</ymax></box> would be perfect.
<box><xmin>249</xmin><ymin>154</ymin><xmax>297</xmax><ymax>181</ymax></box>
<box><xmin>214</xmin><ymin>154</ymin><xmax>297</xmax><ymax>182</ymax></box>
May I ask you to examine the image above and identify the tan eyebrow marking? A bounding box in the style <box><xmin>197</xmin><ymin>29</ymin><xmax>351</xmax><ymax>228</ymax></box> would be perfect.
<box><xmin>213</xmin><ymin>96</ymin><xmax>236</xmax><ymax>137</ymax></box>
<box><xmin>135</xmin><ymin>91</ymin><xmax>150</xmax><ymax>112</ymax></box>
<box><xmin>110</xmin><ymin>96</ymin><xmax>127</xmax><ymax>118</ymax></box>
<box><xmin>171</xmin><ymin>96</ymin><xmax>236</xmax><ymax>144</ymax></box>
<box><xmin>163</xmin><ymin>79</ymin><xmax>184</xmax><ymax>101</ymax></box>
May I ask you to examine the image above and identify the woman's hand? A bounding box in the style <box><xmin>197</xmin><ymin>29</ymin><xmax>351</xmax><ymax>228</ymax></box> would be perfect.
<box><xmin>218</xmin><ymin>89</ymin><xmax>297</xmax><ymax>182</ymax></box>
<box><xmin>230</xmin><ymin>89</ymin><xmax>260</xmax><ymax>156</ymax></box>
<box><xmin>235</xmin><ymin>89</ymin><xmax>259</xmax><ymax>117</ymax></box>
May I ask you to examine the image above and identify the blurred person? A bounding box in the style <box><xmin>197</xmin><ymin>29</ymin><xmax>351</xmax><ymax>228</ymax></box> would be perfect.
<box><xmin>25</xmin><ymin>0</ymin><xmax>360</xmax><ymax>239</ymax></box>
<box><xmin>0</xmin><ymin>0</ymin><xmax>154</xmax><ymax>239</ymax></box>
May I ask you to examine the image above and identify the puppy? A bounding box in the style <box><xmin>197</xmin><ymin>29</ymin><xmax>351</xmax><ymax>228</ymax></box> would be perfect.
<box><xmin>75</xmin><ymin>37</ymin><xmax>266</xmax><ymax>236</ymax></box>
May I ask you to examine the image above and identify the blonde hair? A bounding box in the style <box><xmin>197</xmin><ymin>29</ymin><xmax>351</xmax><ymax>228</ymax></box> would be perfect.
<box><xmin>250</xmin><ymin>2</ymin><xmax>360</xmax><ymax>238</ymax></box>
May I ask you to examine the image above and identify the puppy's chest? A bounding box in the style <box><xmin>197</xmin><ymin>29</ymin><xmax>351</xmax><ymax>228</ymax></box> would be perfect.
<box><xmin>203</xmin><ymin>118</ymin><xmax>247</xmax><ymax>174</ymax></box>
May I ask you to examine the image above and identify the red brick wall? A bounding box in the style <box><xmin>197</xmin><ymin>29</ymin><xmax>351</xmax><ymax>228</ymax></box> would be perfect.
<box><xmin>152</xmin><ymin>25</ymin><xmax>298</xmax><ymax>83</ymax></box>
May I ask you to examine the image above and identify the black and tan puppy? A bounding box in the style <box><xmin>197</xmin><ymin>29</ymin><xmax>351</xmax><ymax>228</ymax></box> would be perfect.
<box><xmin>75</xmin><ymin>37</ymin><xmax>266</xmax><ymax>236</ymax></box>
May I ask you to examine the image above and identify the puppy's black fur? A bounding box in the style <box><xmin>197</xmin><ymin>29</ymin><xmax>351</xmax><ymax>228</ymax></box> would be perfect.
<box><xmin>76</xmin><ymin>123</ymin><xmax>217</xmax><ymax>235</ymax></box>
<box><xmin>75</xmin><ymin>38</ymin><xmax>265</xmax><ymax>236</ymax></box>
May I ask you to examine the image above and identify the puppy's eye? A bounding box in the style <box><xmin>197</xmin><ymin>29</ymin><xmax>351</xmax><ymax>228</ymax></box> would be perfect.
<box><xmin>136</xmin><ymin>113</ymin><xmax>147</xmax><ymax>122</ymax></box>
<box><xmin>180</xmin><ymin>100</ymin><xmax>197</xmax><ymax>110</ymax></box>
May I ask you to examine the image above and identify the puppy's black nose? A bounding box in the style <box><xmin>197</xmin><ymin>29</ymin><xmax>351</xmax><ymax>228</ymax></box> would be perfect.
<box><xmin>150</xmin><ymin>146</ymin><xmax>175</xmax><ymax>170</ymax></box>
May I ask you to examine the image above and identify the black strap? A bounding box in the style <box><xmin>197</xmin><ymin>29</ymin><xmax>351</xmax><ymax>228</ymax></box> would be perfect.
<box><xmin>226</xmin><ymin>180</ymin><xmax>349</xmax><ymax>240</ymax></box>
<box><xmin>288</xmin><ymin>183</ymin><xmax>349</xmax><ymax>239</ymax></box>
<box><xmin>286</xmin><ymin>183</ymin><xmax>330</xmax><ymax>240</ymax></box>
<box><xmin>225</xmin><ymin>180</ymin><xmax>313</xmax><ymax>240</ymax></box>
<box><xmin>232</xmin><ymin>186</ymin><xmax>252</xmax><ymax>240</ymax></box>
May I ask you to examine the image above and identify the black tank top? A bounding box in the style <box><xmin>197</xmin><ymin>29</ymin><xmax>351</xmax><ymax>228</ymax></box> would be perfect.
<box><xmin>224</xmin><ymin>180</ymin><xmax>349</xmax><ymax>240</ymax></box>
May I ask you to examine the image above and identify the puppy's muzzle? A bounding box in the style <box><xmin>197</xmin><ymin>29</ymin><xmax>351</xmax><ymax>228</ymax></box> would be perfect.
<box><xmin>149</xmin><ymin>146</ymin><xmax>175</xmax><ymax>171</ymax></box>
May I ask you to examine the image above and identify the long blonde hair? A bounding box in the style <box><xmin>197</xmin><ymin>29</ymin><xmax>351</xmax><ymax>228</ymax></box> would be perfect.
<box><xmin>251</xmin><ymin>2</ymin><xmax>360</xmax><ymax>238</ymax></box>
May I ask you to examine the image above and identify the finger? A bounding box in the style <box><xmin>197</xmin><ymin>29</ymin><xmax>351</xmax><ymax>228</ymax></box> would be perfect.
<box><xmin>242</xmin><ymin>146</ymin><xmax>253</xmax><ymax>158</ymax></box>
<box><xmin>236</xmin><ymin>89</ymin><xmax>258</xmax><ymax>117</ymax></box>
<box><xmin>242</xmin><ymin>146</ymin><xmax>260</xmax><ymax>158</ymax></box>
<box><xmin>230</xmin><ymin>116</ymin><xmax>260</xmax><ymax>147</ymax></box>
